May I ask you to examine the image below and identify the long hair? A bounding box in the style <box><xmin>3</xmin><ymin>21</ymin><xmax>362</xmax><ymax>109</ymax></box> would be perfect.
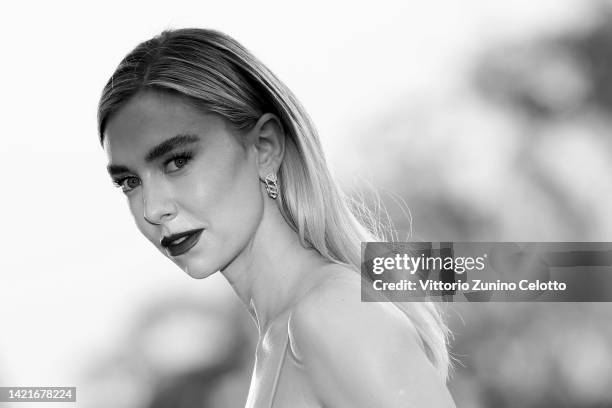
<box><xmin>97</xmin><ymin>28</ymin><xmax>451</xmax><ymax>380</ymax></box>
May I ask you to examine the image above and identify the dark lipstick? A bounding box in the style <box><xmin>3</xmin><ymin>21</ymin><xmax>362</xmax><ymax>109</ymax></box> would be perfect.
<box><xmin>160</xmin><ymin>228</ymin><xmax>204</xmax><ymax>257</ymax></box>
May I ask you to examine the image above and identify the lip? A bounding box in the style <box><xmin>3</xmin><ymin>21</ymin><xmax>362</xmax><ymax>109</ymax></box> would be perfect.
<box><xmin>160</xmin><ymin>228</ymin><xmax>204</xmax><ymax>257</ymax></box>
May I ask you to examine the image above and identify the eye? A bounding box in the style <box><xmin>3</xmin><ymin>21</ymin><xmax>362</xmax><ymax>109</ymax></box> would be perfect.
<box><xmin>114</xmin><ymin>176</ymin><xmax>141</xmax><ymax>192</ymax></box>
<box><xmin>164</xmin><ymin>153</ymin><xmax>193</xmax><ymax>173</ymax></box>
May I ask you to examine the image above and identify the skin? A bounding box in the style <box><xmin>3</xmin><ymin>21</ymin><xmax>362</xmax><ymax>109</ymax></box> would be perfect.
<box><xmin>103</xmin><ymin>90</ymin><xmax>457</xmax><ymax>408</ymax></box>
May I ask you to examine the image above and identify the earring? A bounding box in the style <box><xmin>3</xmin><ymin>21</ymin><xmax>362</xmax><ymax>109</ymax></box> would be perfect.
<box><xmin>264</xmin><ymin>173</ymin><xmax>279</xmax><ymax>199</ymax></box>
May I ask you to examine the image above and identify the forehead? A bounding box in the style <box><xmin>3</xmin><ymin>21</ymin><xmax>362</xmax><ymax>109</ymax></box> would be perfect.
<box><xmin>103</xmin><ymin>91</ymin><xmax>222</xmax><ymax>161</ymax></box>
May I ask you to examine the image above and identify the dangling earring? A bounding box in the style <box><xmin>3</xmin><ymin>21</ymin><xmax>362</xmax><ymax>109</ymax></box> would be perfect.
<box><xmin>263</xmin><ymin>173</ymin><xmax>279</xmax><ymax>199</ymax></box>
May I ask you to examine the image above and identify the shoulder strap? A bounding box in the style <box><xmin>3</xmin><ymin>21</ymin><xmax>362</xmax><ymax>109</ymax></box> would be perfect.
<box><xmin>268</xmin><ymin>312</ymin><xmax>291</xmax><ymax>407</ymax></box>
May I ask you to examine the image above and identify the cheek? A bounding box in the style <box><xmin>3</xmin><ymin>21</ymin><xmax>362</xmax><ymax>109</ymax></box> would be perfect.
<box><xmin>226</xmin><ymin>167</ymin><xmax>264</xmax><ymax>223</ymax></box>
<box><xmin>194</xmin><ymin>155</ymin><xmax>263</xmax><ymax>237</ymax></box>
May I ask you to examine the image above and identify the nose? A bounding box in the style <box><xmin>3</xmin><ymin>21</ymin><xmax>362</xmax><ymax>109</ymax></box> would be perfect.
<box><xmin>142</xmin><ymin>181</ymin><xmax>177</xmax><ymax>225</ymax></box>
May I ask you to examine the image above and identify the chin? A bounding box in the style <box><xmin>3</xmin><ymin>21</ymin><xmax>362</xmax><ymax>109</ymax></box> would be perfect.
<box><xmin>183</xmin><ymin>267</ymin><xmax>217</xmax><ymax>279</ymax></box>
<box><xmin>177</xmin><ymin>257</ymin><xmax>219</xmax><ymax>279</ymax></box>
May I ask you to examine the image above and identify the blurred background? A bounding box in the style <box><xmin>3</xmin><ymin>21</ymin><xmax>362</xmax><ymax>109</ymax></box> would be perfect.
<box><xmin>1</xmin><ymin>0</ymin><xmax>612</xmax><ymax>407</ymax></box>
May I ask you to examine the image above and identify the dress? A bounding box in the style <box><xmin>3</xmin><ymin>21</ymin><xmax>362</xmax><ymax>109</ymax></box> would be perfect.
<box><xmin>244</xmin><ymin>310</ymin><xmax>321</xmax><ymax>408</ymax></box>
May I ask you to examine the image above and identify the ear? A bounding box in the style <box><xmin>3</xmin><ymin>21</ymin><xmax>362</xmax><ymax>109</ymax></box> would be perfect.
<box><xmin>247</xmin><ymin>113</ymin><xmax>286</xmax><ymax>179</ymax></box>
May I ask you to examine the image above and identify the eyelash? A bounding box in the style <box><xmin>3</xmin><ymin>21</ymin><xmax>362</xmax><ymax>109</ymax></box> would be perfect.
<box><xmin>112</xmin><ymin>151</ymin><xmax>194</xmax><ymax>192</ymax></box>
<box><xmin>112</xmin><ymin>176</ymin><xmax>139</xmax><ymax>191</ymax></box>
<box><xmin>164</xmin><ymin>151</ymin><xmax>193</xmax><ymax>172</ymax></box>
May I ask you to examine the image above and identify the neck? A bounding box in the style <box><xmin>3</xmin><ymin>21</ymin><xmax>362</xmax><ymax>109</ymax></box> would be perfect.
<box><xmin>220</xmin><ymin>200</ymin><xmax>330</xmax><ymax>336</ymax></box>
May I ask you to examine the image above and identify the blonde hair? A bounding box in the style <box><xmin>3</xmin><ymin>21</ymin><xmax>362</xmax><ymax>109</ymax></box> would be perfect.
<box><xmin>97</xmin><ymin>28</ymin><xmax>450</xmax><ymax>380</ymax></box>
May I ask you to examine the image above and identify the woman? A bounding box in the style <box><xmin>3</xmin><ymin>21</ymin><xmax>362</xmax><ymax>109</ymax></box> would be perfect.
<box><xmin>98</xmin><ymin>28</ymin><xmax>456</xmax><ymax>407</ymax></box>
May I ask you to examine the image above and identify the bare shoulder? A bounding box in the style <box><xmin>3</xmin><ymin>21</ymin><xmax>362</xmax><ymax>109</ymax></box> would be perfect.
<box><xmin>288</xmin><ymin>263</ymin><xmax>422</xmax><ymax>360</ymax></box>
<box><xmin>287</xmin><ymin>263</ymin><xmax>456</xmax><ymax>407</ymax></box>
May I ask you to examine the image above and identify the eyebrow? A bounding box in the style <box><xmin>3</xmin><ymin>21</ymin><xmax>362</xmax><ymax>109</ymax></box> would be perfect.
<box><xmin>107</xmin><ymin>163</ymin><xmax>132</xmax><ymax>177</ymax></box>
<box><xmin>106</xmin><ymin>134</ymin><xmax>201</xmax><ymax>177</ymax></box>
<box><xmin>145</xmin><ymin>134</ymin><xmax>201</xmax><ymax>163</ymax></box>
